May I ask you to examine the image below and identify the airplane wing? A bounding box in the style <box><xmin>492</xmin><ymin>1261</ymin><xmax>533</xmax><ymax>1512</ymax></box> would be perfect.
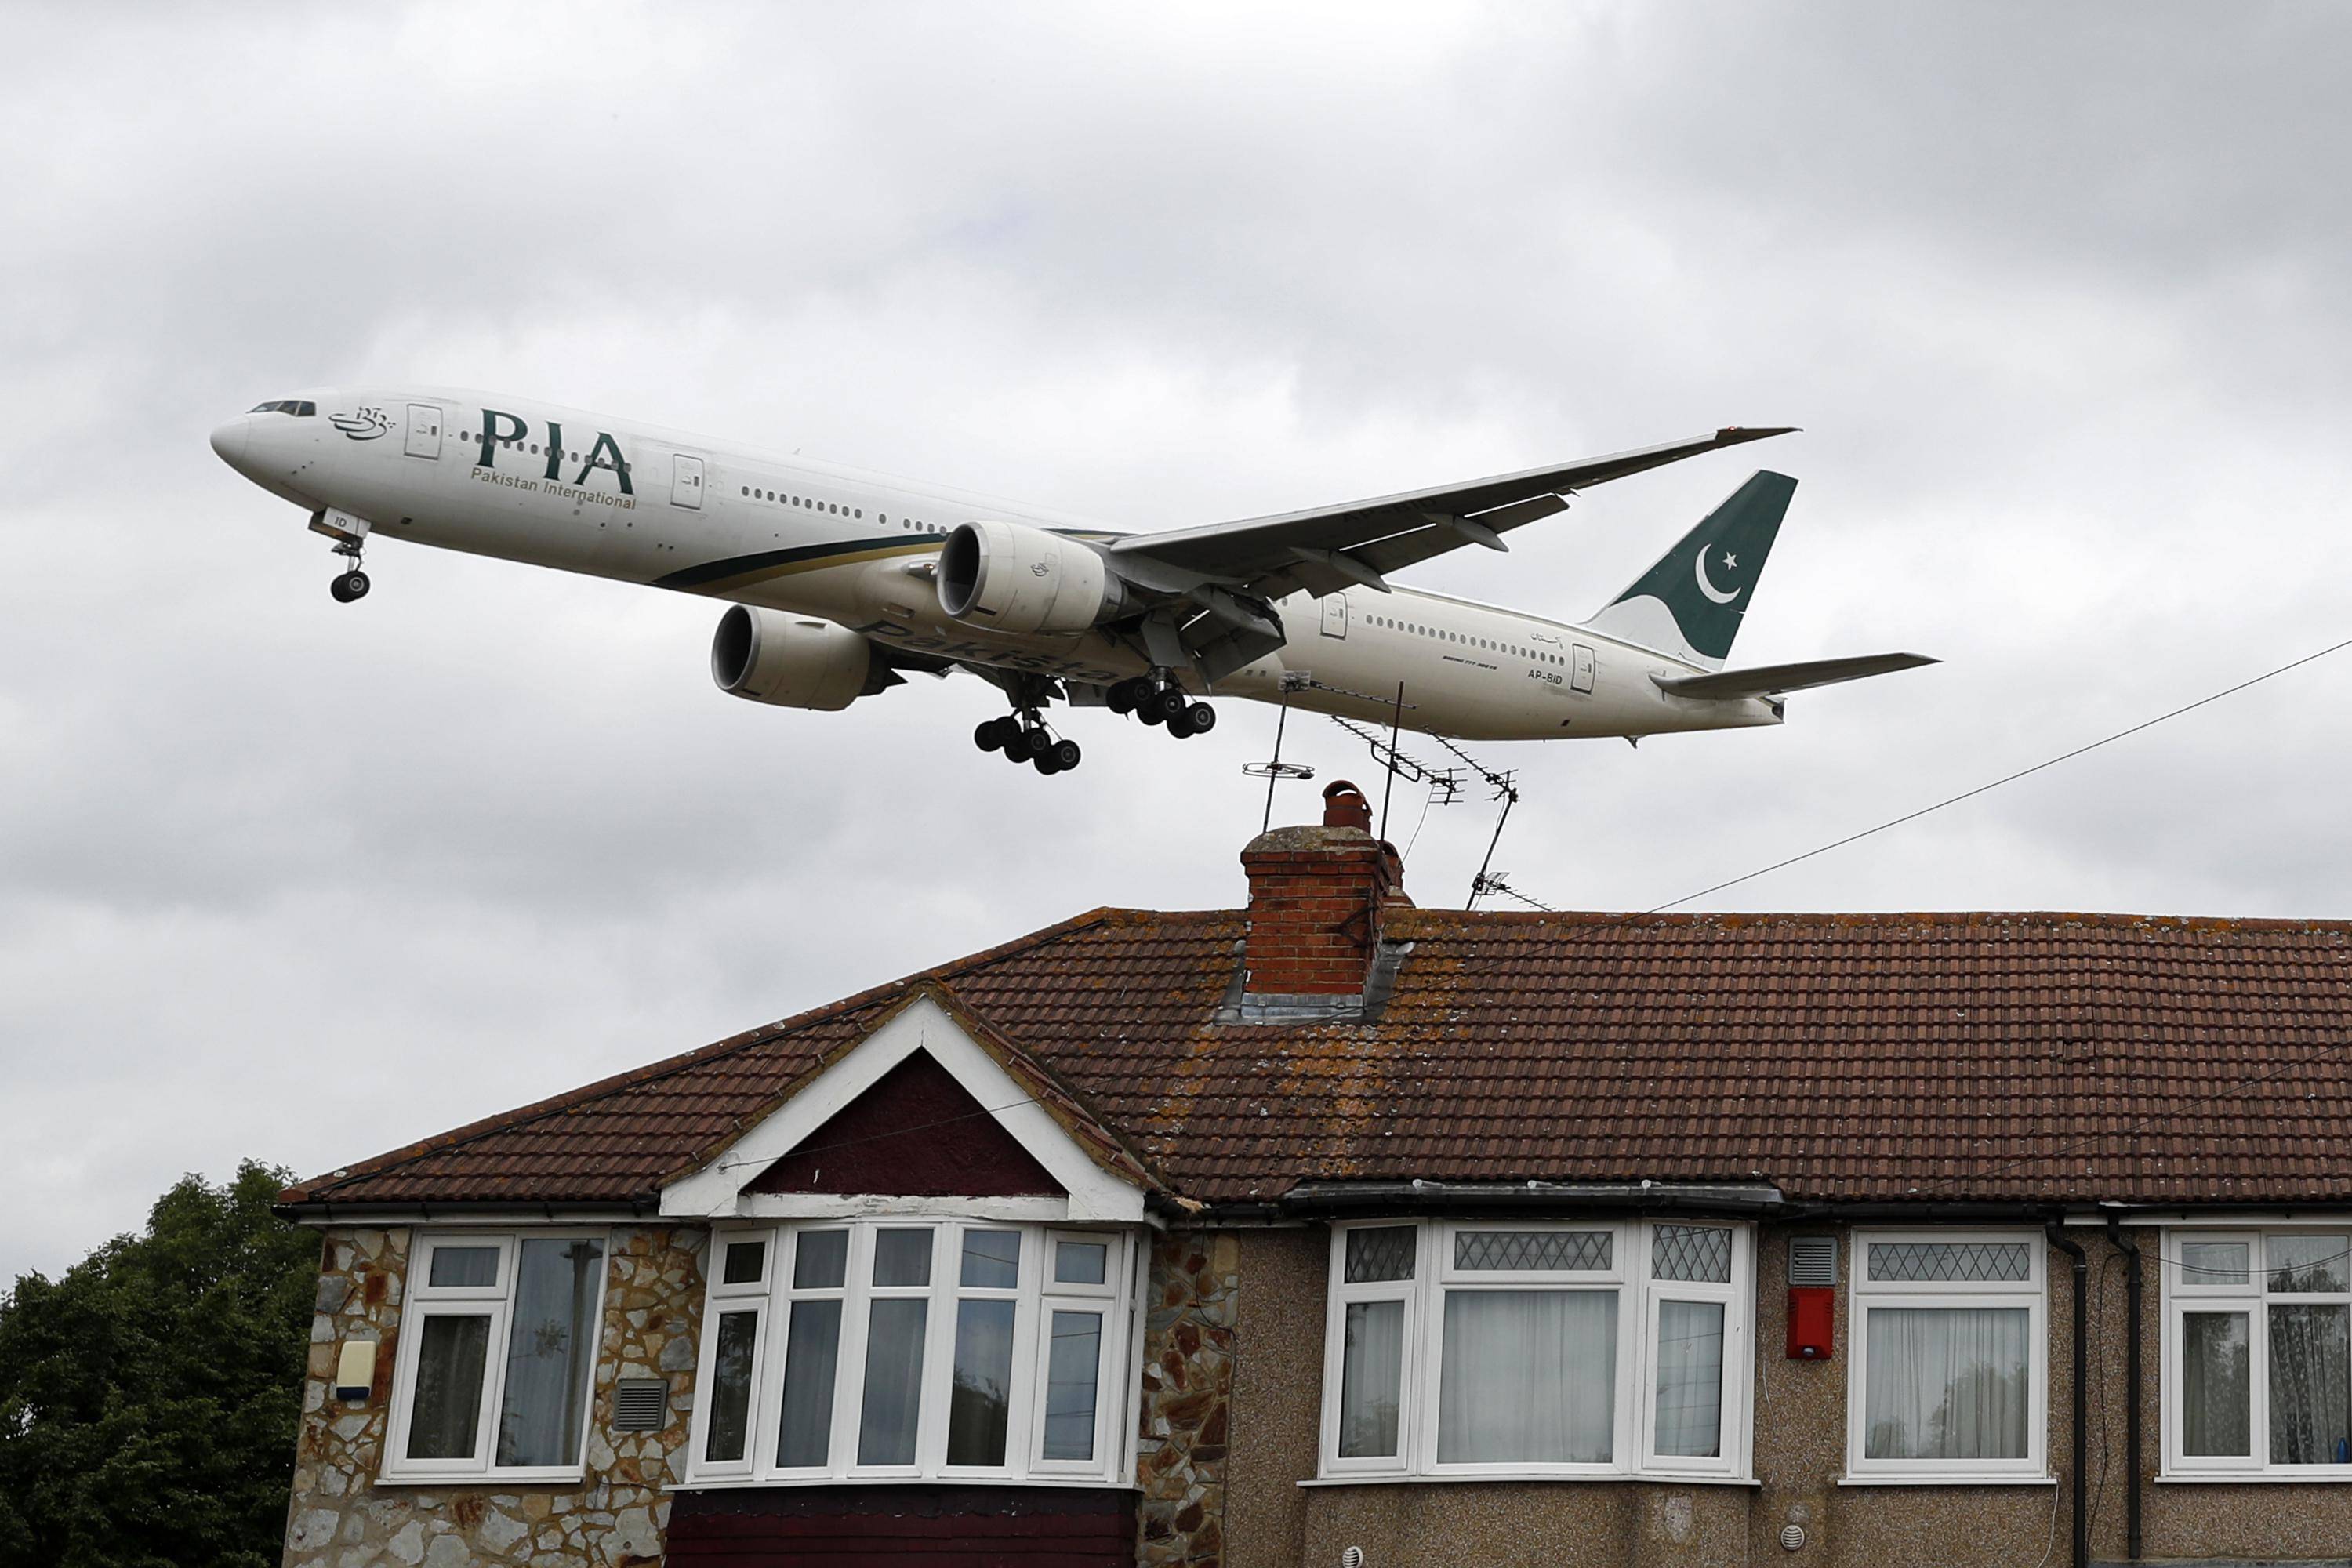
<box><xmin>1109</xmin><ymin>426</ymin><xmax>1797</xmax><ymax>601</ymax></box>
<box><xmin>1652</xmin><ymin>652</ymin><xmax>1938</xmax><ymax>702</ymax></box>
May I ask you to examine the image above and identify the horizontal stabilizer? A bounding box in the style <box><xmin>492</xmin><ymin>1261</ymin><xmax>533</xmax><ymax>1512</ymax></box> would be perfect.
<box><xmin>1653</xmin><ymin>652</ymin><xmax>1937</xmax><ymax>702</ymax></box>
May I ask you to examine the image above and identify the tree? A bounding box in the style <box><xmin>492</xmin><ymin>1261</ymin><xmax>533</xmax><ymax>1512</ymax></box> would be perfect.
<box><xmin>0</xmin><ymin>1162</ymin><xmax>319</xmax><ymax>1568</ymax></box>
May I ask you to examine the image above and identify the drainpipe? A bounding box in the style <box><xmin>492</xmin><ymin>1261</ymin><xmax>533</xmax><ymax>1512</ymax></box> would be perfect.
<box><xmin>2048</xmin><ymin>1221</ymin><xmax>2089</xmax><ymax>1568</ymax></box>
<box><xmin>2104</xmin><ymin>1214</ymin><xmax>2143</xmax><ymax>1560</ymax></box>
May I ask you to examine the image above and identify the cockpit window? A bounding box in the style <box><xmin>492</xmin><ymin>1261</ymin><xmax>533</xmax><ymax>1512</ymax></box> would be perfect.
<box><xmin>247</xmin><ymin>399</ymin><xmax>317</xmax><ymax>416</ymax></box>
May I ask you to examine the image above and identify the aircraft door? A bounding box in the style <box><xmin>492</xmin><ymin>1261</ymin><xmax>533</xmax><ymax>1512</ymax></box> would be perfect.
<box><xmin>1319</xmin><ymin>593</ymin><xmax>1348</xmax><ymax>638</ymax></box>
<box><xmin>403</xmin><ymin>403</ymin><xmax>443</xmax><ymax>459</ymax></box>
<box><xmin>670</xmin><ymin>453</ymin><xmax>705</xmax><ymax>510</ymax></box>
<box><xmin>1571</xmin><ymin>644</ymin><xmax>1596</xmax><ymax>693</ymax></box>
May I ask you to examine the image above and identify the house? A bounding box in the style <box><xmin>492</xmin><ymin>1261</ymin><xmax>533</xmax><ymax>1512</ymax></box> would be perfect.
<box><xmin>278</xmin><ymin>782</ymin><xmax>2352</xmax><ymax>1567</ymax></box>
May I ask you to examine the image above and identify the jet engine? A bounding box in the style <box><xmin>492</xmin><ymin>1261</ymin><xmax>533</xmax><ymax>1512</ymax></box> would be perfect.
<box><xmin>710</xmin><ymin>606</ymin><xmax>874</xmax><ymax>711</ymax></box>
<box><xmin>935</xmin><ymin>520</ymin><xmax>1131</xmax><ymax>634</ymax></box>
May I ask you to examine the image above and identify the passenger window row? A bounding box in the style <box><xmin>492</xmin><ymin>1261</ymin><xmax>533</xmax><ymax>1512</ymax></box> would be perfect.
<box><xmin>739</xmin><ymin>485</ymin><xmax>863</xmax><ymax>521</ymax></box>
<box><xmin>1365</xmin><ymin>613</ymin><xmax>1567</xmax><ymax>665</ymax></box>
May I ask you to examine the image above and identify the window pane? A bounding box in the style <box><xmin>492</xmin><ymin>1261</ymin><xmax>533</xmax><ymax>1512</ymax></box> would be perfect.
<box><xmin>776</xmin><ymin>1300</ymin><xmax>842</xmax><ymax>1468</ymax></box>
<box><xmin>1862</xmin><ymin>1307</ymin><xmax>2031</xmax><ymax>1460</ymax></box>
<box><xmin>946</xmin><ymin>1299</ymin><xmax>1016</xmax><ymax>1465</ymax></box>
<box><xmin>960</xmin><ymin>1230</ymin><xmax>1020</xmax><ymax>1290</ymax></box>
<box><xmin>1055</xmin><ymin>1240</ymin><xmax>1108</xmax><ymax>1286</ymax></box>
<box><xmin>495</xmin><ymin>1237</ymin><xmax>604</xmax><ymax>1467</ymax></box>
<box><xmin>873</xmin><ymin>1229</ymin><xmax>933</xmax><ymax>1288</ymax></box>
<box><xmin>2181</xmin><ymin>1240</ymin><xmax>2250</xmax><ymax>1287</ymax></box>
<box><xmin>429</xmin><ymin>1246</ymin><xmax>499</xmax><ymax>1289</ymax></box>
<box><xmin>1338</xmin><ymin>1300</ymin><xmax>1405</xmax><ymax>1458</ymax></box>
<box><xmin>703</xmin><ymin>1310</ymin><xmax>759</xmax><ymax>1463</ymax></box>
<box><xmin>857</xmin><ymin>1298</ymin><xmax>928</xmax><ymax>1465</ymax></box>
<box><xmin>1436</xmin><ymin>1290</ymin><xmax>1617</xmax><ymax>1463</ymax></box>
<box><xmin>1655</xmin><ymin>1300</ymin><xmax>1725</xmax><ymax>1457</ymax></box>
<box><xmin>794</xmin><ymin>1230</ymin><xmax>848</xmax><ymax>1290</ymax></box>
<box><xmin>2181</xmin><ymin>1311</ymin><xmax>2252</xmax><ymax>1457</ymax></box>
<box><xmin>405</xmin><ymin>1315</ymin><xmax>491</xmax><ymax>1459</ymax></box>
<box><xmin>1345</xmin><ymin>1226</ymin><xmax>1416</xmax><ymax>1284</ymax></box>
<box><xmin>1867</xmin><ymin>1241</ymin><xmax>2031</xmax><ymax>1283</ymax></box>
<box><xmin>1043</xmin><ymin>1309</ymin><xmax>1102</xmax><ymax>1461</ymax></box>
<box><xmin>721</xmin><ymin>1240</ymin><xmax>767</xmax><ymax>1286</ymax></box>
<box><xmin>2269</xmin><ymin>1234</ymin><xmax>2350</xmax><ymax>1294</ymax></box>
<box><xmin>1454</xmin><ymin>1230</ymin><xmax>1610</xmax><ymax>1273</ymax></box>
<box><xmin>2268</xmin><ymin>1303</ymin><xmax>2351</xmax><ymax>1465</ymax></box>
<box><xmin>1653</xmin><ymin>1226</ymin><xmax>1733</xmax><ymax>1285</ymax></box>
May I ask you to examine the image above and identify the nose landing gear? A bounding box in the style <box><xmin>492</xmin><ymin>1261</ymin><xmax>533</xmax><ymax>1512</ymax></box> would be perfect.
<box><xmin>1109</xmin><ymin>676</ymin><xmax>1214</xmax><ymax>739</ymax></box>
<box><xmin>311</xmin><ymin>510</ymin><xmax>372</xmax><ymax>604</ymax></box>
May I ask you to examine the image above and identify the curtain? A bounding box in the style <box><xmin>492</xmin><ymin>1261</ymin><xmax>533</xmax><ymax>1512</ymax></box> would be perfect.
<box><xmin>856</xmin><ymin>1298</ymin><xmax>928</xmax><ymax>1465</ymax></box>
<box><xmin>775</xmin><ymin>1300</ymin><xmax>843</xmax><ymax>1467</ymax></box>
<box><xmin>702</xmin><ymin>1310</ymin><xmax>760</xmax><ymax>1463</ymax></box>
<box><xmin>2269</xmin><ymin>1303</ymin><xmax>2350</xmax><ymax>1465</ymax></box>
<box><xmin>1437</xmin><ymin>1290</ymin><xmax>1617</xmax><ymax>1464</ymax></box>
<box><xmin>1653</xmin><ymin>1300</ymin><xmax>1725</xmax><ymax>1457</ymax></box>
<box><xmin>1863</xmin><ymin>1307</ymin><xmax>2030</xmax><ymax>1460</ymax></box>
<box><xmin>1338</xmin><ymin>1300</ymin><xmax>1405</xmax><ymax>1458</ymax></box>
<box><xmin>495</xmin><ymin>1237</ymin><xmax>604</xmax><ymax>1467</ymax></box>
<box><xmin>2181</xmin><ymin>1311</ymin><xmax>2252</xmax><ymax>1457</ymax></box>
<box><xmin>405</xmin><ymin>1314</ymin><xmax>490</xmax><ymax>1459</ymax></box>
<box><xmin>946</xmin><ymin>1299</ymin><xmax>1016</xmax><ymax>1465</ymax></box>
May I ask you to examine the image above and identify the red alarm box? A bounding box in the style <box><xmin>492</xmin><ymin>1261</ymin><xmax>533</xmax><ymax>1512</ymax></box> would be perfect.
<box><xmin>1787</xmin><ymin>1287</ymin><xmax>1835</xmax><ymax>1359</ymax></box>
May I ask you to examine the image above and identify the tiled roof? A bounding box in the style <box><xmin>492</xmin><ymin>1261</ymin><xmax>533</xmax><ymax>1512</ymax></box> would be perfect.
<box><xmin>283</xmin><ymin>907</ymin><xmax>2352</xmax><ymax>1211</ymax></box>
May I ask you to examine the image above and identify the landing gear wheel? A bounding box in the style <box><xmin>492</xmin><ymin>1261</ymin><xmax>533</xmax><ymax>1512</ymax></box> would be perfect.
<box><xmin>1003</xmin><ymin>731</ymin><xmax>1034</xmax><ymax>763</ymax></box>
<box><xmin>1184</xmin><ymin>702</ymin><xmax>1216</xmax><ymax>735</ymax></box>
<box><xmin>1167</xmin><ymin>707</ymin><xmax>1197</xmax><ymax>739</ymax></box>
<box><xmin>1105</xmin><ymin>681</ymin><xmax>1142</xmax><ymax>716</ymax></box>
<box><xmin>1022</xmin><ymin>726</ymin><xmax>1053</xmax><ymax>757</ymax></box>
<box><xmin>975</xmin><ymin>720</ymin><xmax>1006</xmax><ymax>753</ymax></box>
<box><xmin>1032</xmin><ymin>749</ymin><xmax>1063</xmax><ymax>776</ymax></box>
<box><xmin>329</xmin><ymin>570</ymin><xmax>371</xmax><ymax>603</ymax></box>
<box><xmin>1137</xmin><ymin>701</ymin><xmax>1165</xmax><ymax>727</ymax></box>
<box><xmin>1047</xmin><ymin>739</ymin><xmax>1082</xmax><ymax>772</ymax></box>
<box><xmin>1152</xmin><ymin>687</ymin><xmax>1191</xmax><ymax>724</ymax></box>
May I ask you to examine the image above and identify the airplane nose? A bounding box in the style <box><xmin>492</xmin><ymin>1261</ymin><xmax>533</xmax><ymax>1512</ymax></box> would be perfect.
<box><xmin>209</xmin><ymin>417</ymin><xmax>251</xmax><ymax>468</ymax></box>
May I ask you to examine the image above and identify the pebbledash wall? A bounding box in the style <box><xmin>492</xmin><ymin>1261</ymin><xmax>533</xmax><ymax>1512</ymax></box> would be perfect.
<box><xmin>283</xmin><ymin>1225</ymin><xmax>702</xmax><ymax>1568</ymax></box>
<box><xmin>287</xmin><ymin>1220</ymin><xmax>2352</xmax><ymax>1567</ymax></box>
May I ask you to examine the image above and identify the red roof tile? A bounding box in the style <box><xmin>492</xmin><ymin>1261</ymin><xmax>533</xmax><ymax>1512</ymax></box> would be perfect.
<box><xmin>283</xmin><ymin>907</ymin><xmax>2352</xmax><ymax>1211</ymax></box>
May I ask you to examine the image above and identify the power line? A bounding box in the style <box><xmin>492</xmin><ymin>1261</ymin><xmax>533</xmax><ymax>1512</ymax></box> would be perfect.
<box><xmin>1641</xmin><ymin>630</ymin><xmax>2352</xmax><ymax>914</ymax></box>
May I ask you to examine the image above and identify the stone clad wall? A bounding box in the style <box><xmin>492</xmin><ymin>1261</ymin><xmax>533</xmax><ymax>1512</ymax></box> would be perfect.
<box><xmin>1135</xmin><ymin>1229</ymin><xmax>1239</xmax><ymax>1566</ymax></box>
<box><xmin>281</xmin><ymin>1223</ymin><xmax>706</xmax><ymax>1568</ymax></box>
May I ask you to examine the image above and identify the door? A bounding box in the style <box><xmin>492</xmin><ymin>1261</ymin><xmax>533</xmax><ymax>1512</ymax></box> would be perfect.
<box><xmin>671</xmin><ymin>453</ymin><xmax>705</xmax><ymax>510</ymax></box>
<box><xmin>1319</xmin><ymin>593</ymin><xmax>1348</xmax><ymax>638</ymax></box>
<box><xmin>1571</xmin><ymin>644</ymin><xmax>1596</xmax><ymax>694</ymax></box>
<box><xmin>403</xmin><ymin>403</ymin><xmax>443</xmax><ymax>459</ymax></box>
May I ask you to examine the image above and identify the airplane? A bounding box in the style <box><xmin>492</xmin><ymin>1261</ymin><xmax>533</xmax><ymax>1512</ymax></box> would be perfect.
<box><xmin>209</xmin><ymin>390</ymin><xmax>1933</xmax><ymax>775</ymax></box>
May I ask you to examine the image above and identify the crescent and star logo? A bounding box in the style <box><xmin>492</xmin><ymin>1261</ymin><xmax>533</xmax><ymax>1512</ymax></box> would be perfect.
<box><xmin>1695</xmin><ymin>547</ymin><xmax>1743</xmax><ymax>604</ymax></box>
<box><xmin>331</xmin><ymin>406</ymin><xmax>394</xmax><ymax>441</ymax></box>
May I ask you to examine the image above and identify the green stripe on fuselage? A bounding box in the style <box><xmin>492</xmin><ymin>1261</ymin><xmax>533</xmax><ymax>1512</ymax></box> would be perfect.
<box><xmin>654</xmin><ymin>534</ymin><xmax>949</xmax><ymax>593</ymax></box>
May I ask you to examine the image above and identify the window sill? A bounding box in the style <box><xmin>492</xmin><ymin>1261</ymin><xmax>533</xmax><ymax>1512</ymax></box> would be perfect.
<box><xmin>1301</xmin><ymin>1473</ymin><xmax>1759</xmax><ymax>1489</ymax></box>
<box><xmin>1836</xmin><ymin>1474</ymin><xmax>2054</xmax><ymax>1487</ymax></box>
<box><xmin>372</xmin><ymin>1470</ymin><xmax>587</xmax><ymax>1488</ymax></box>
<box><xmin>2156</xmin><ymin>1469</ymin><xmax>2352</xmax><ymax>1484</ymax></box>
<box><xmin>670</xmin><ymin>1475</ymin><xmax>1137</xmax><ymax>1492</ymax></box>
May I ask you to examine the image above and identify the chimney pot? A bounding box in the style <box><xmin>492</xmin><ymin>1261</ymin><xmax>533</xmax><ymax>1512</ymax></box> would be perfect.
<box><xmin>1322</xmin><ymin>779</ymin><xmax>1373</xmax><ymax>832</ymax></box>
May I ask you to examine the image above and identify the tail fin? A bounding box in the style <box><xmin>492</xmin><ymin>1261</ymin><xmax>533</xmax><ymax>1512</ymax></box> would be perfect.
<box><xmin>1581</xmin><ymin>470</ymin><xmax>1795</xmax><ymax>670</ymax></box>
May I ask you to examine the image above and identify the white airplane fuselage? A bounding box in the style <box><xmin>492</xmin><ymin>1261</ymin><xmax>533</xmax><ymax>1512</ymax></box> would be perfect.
<box><xmin>209</xmin><ymin>388</ymin><xmax>1784</xmax><ymax>742</ymax></box>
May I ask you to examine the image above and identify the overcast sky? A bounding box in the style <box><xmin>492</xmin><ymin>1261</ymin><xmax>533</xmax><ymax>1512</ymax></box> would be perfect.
<box><xmin>5</xmin><ymin>2</ymin><xmax>2350</xmax><ymax>1281</ymax></box>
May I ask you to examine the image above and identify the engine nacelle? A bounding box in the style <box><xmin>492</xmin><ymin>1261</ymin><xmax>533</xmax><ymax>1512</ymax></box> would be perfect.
<box><xmin>936</xmin><ymin>520</ymin><xmax>1130</xmax><ymax>634</ymax></box>
<box><xmin>710</xmin><ymin>606</ymin><xmax>873</xmax><ymax>711</ymax></box>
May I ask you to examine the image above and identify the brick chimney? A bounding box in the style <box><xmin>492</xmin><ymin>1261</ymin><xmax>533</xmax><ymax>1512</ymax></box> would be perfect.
<box><xmin>1239</xmin><ymin>780</ymin><xmax>1412</xmax><ymax>1000</ymax></box>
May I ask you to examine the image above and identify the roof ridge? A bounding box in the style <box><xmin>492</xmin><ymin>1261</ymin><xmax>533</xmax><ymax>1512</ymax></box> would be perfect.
<box><xmin>1385</xmin><ymin>908</ymin><xmax>2352</xmax><ymax>932</ymax></box>
<box><xmin>283</xmin><ymin>906</ymin><xmax>1130</xmax><ymax>1202</ymax></box>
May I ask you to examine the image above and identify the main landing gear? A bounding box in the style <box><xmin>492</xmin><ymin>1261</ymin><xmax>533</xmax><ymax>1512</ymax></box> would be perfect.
<box><xmin>1107</xmin><ymin>676</ymin><xmax>1216</xmax><ymax>739</ymax></box>
<box><xmin>975</xmin><ymin>711</ymin><xmax>1084</xmax><ymax>776</ymax></box>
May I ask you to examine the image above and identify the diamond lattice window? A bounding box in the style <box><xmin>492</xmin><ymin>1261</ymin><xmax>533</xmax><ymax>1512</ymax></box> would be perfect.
<box><xmin>1867</xmin><ymin>1240</ymin><xmax>2033</xmax><ymax>1283</ymax></box>
<box><xmin>1652</xmin><ymin>1225</ymin><xmax>1733</xmax><ymax>1284</ymax></box>
<box><xmin>1344</xmin><ymin>1226</ymin><xmax>1417</xmax><ymax>1283</ymax></box>
<box><xmin>1454</xmin><ymin>1229</ymin><xmax>1612</xmax><ymax>1273</ymax></box>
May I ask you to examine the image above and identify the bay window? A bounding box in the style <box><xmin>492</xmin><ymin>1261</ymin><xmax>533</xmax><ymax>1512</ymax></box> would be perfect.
<box><xmin>385</xmin><ymin>1231</ymin><xmax>609</xmax><ymax>1482</ymax></box>
<box><xmin>1318</xmin><ymin>1219</ymin><xmax>1753</xmax><ymax>1480</ymax></box>
<box><xmin>690</xmin><ymin>1221</ymin><xmax>1136</xmax><ymax>1485</ymax></box>
<box><xmin>2165</xmin><ymin>1229</ymin><xmax>2352</xmax><ymax>1476</ymax></box>
<box><xmin>1846</xmin><ymin>1231</ymin><xmax>2045</xmax><ymax>1480</ymax></box>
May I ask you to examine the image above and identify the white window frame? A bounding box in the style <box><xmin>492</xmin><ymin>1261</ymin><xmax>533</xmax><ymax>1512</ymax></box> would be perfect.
<box><xmin>1845</xmin><ymin>1229</ymin><xmax>2047</xmax><ymax>1483</ymax></box>
<box><xmin>2161</xmin><ymin>1225</ymin><xmax>2352</xmax><ymax>1480</ymax></box>
<box><xmin>1316</xmin><ymin>1218</ymin><xmax>1755</xmax><ymax>1482</ymax></box>
<box><xmin>685</xmin><ymin>1218</ymin><xmax>1137</xmax><ymax>1486</ymax></box>
<box><xmin>383</xmin><ymin>1229</ymin><xmax>611</xmax><ymax>1484</ymax></box>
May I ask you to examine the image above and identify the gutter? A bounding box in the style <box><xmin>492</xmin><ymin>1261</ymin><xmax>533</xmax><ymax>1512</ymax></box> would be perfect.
<box><xmin>1258</xmin><ymin>1179</ymin><xmax>1788</xmax><ymax>1220</ymax></box>
<box><xmin>2047</xmin><ymin>1221</ymin><xmax>2089</xmax><ymax>1568</ymax></box>
<box><xmin>273</xmin><ymin>1197</ymin><xmax>666</xmax><ymax>1226</ymax></box>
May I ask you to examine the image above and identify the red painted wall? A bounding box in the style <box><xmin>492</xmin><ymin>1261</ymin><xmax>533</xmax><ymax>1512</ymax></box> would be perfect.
<box><xmin>666</xmin><ymin>1483</ymin><xmax>1136</xmax><ymax>1567</ymax></box>
<box><xmin>743</xmin><ymin>1051</ymin><xmax>1065</xmax><ymax>1199</ymax></box>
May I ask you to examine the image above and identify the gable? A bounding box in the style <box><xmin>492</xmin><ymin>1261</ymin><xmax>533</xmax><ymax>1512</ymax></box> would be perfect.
<box><xmin>742</xmin><ymin>1051</ymin><xmax>1065</xmax><ymax>1198</ymax></box>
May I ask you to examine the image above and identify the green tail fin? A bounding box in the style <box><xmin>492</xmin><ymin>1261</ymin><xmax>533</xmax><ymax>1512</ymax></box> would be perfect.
<box><xmin>1581</xmin><ymin>470</ymin><xmax>1795</xmax><ymax>670</ymax></box>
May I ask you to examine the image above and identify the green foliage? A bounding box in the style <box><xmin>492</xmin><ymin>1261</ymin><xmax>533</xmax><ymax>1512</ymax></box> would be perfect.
<box><xmin>0</xmin><ymin>1162</ymin><xmax>320</xmax><ymax>1568</ymax></box>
